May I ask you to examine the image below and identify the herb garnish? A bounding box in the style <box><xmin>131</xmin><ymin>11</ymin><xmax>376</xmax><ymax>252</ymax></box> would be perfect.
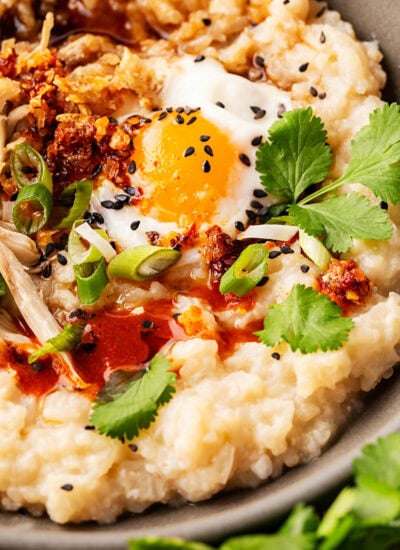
<box><xmin>256</xmin><ymin>104</ymin><xmax>400</xmax><ymax>254</ymax></box>
<box><xmin>90</xmin><ymin>354</ymin><xmax>176</xmax><ymax>440</ymax></box>
<box><xmin>255</xmin><ymin>285</ymin><xmax>354</xmax><ymax>353</ymax></box>
<box><xmin>129</xmin><ymin>433</ymin><xmax>400</xmax><ymax>549</ymax></box>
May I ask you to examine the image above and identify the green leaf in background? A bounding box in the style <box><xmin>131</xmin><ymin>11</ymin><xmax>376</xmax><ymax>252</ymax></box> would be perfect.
<box><xmin>354</xmin><ymin>433</ymin><xmax>400</xmax><ymax>490</ymax></box>
<box><xmin>220</xmin><ymin>534</ymin><xmax>316</xmax><ymax>550</ymax></box>
<box><xmin>129</xmin><ymin>537</ymin><xmax>213</xmax><ymax>550</ymax></box>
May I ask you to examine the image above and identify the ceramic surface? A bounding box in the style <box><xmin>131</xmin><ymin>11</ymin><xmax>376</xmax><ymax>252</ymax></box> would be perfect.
<box><xmin>1</xmin><ymin>1</ymin><xmax>400</xmax><ymax>547</ymax></box>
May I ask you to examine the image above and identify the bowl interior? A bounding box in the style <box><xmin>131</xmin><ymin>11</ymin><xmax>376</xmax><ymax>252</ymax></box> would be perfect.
<box><xmin>1</xmin><ymin>1</ymin><xmax>400</xmax><ymax>548</ymax></box>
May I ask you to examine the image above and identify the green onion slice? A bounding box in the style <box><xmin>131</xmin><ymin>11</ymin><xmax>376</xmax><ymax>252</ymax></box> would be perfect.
<box><xmin>219</xmin><ymin>243</ymin><xmax>269</xmax><ymax>297</ymax></box>
<box><xmin>299</xmin><ymin>230</ymin><xmax>332</xmax><ymax>271</ymax></box>
<box><xmin>52</xmin><ymin>180</ymin><xmax>93</xmax><ymax>229</ymax></box>
<box><xmin>11</xmin><ymin>143</ymin><xmax>52</xmax><ymax>191</ymax></box>
<box><xmin>74</xmin><ymin>259</ymin><xmax>109</xmax><ymax>305</ymax></box>
<box><xmin>108</xmin><ymin>245</ymin><xmax>181</xmax><ymax>282</ymax></box>
<box><xmin>13</xmin><ymin>183</ymin><xmax>53</xmax><ymax>235</ymax></box>
<box><xmin>28</xmin><ymin>322</ymin><xmax>85</xmax><ymax>364</ymax></box>
<box><xmin>69</xmin><ymin>220</ymin><xmax>109</xmax><ymax>265</ymax></box>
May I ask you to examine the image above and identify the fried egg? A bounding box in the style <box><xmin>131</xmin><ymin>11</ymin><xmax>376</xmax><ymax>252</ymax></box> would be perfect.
<box><xmin>94</xmin><ymin>56</ymin><xmax>295</xmax><ymax>250</ymax></box>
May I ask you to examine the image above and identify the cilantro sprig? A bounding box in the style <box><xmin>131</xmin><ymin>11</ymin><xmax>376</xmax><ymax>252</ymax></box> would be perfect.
<box><xmin>255</xmin><ymin>284</ymin><xmax>354</xmax><ymax>353</ymax></box>
<box><xmin>256</xmin><ymin>104</ymin><xmax>400</xmax><ymax>254</ymax></box>
<box><xmin>129</xmin><ymin>433</ymin><xmax>400</xmax><ymax>549</ymax></box>
<box><xmin>90</xmin><ymin>354</ymin><xmax>176</xmax><ymax>440</ymax></box>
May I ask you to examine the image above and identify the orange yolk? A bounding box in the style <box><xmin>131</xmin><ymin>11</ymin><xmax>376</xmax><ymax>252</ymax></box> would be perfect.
<box><xmin>131</xmin><ymin>110</ymin><xmax>238</xmax><ymax>226</ymax></box>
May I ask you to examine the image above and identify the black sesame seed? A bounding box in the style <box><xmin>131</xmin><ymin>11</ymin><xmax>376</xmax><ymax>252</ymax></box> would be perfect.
<box><xmin>128</xmin><ymin>443</ymin><xmax>138</xmax><ymax>452</ymax></box>
<box><xmin>92</xmin><ymin>163</ymin><xmax>102</xmax><ymax>178</ymax></box>
<box><xmin>45</xmin><ymin>243</ymin><xmax>56</xmax><ymax>257</ymax></box>
<box><xmin>142</xmin><ymin>320</ymin><xmax>154</xmax><ymax>329</ymax></box>
<box><xmin>281</xmin><ymin>245</ymin><xmax>294</xmax><ymax>254</ymax></box>
<box><xmin>239</xmin><ymin>153</ymin><xmax>251</xmax><ymax>167</ymax></box>
<box><xmin>277</xmin><ymin>104</ymin><xmax>286</xmax><ymax>118</ymax></box>
<box><xmin>83</xmin><ymin>211</ymin><xmax>92</xmax><ymax>222</ymax></box>
<box><xmin>256</xmin><ymin>276</ymin><xmax>269</xmax><ymax>287</ymax></box>
<box><xmin>300</xmin><ymin>264</ymin><xmax>310</xmax><ymax>273</ymax></box>
<box><xmin>112</xmin><ymin>201</ymin><xmax>124</xmax><ymax>210</ymax></box>
<box><xmin>61</xmin><ymin>484</ymin><xmax>74</xmax><ymax>492</ymax></box>
<box><xmin>250</xmin><ymin>200</ymin><xmax>263</xmax><ymax>210</ymax></box>
<box><xmin>31</xmin><ymin>362</ymin><xmax>43</xmax><ymax>372</ymax></box>
<box><xmin>283</xmin><ymin>0</ymin><xmax>290</xmax><ymax>4</ymax></box>
<box><xmin>91</xmin><ymin>212</ymin><xmax>104</xmax><ymax>225</ymax></box>
<box><xmin>166</xmin><ymin>107</ymin><xmax>173</xmax><ymax>113</ymax></box>
<box><xmin>255</xmin><ymin>55</ymin><xmax>265</xmax><ymax>68</ymax></box>
<box><xmin>108</xmin><ymin>116</ymin><xmax>118</xmax><ymax>124</ymax></box>
<box><xmin>130</xmin><ymin>220</ymin><xmax>141</xmax><ymax>230</ymax></box>
<box><xmin>202</xmin><ymin>160</ymin><xmax>211</xmax><ymax>173</ymax></box>
<box><xmin>234</xmin><ymin>221</ymin><xmax>245</xmax><ymax>231</ymax></box>
<box><xmin>310</xmin><ymin>86</ymin><xmax>318</xmax><ymax>97</ymax></box>
<box><xmin>172</xmin><ymin>312</ymin><xmax>181</xmax><ymax>319</ymax></box>
<box><xmin>216</xmin><ymin>101</ymin><xmax>225</xmax><ymax>108</ymax></box>
<box><xmin>115</xmin><ymin>194</ymin><xmax>130</xmax><ymax>203</ymax></box>
<box><xmin>158</xmin><ymin>111</ymin><xmax>168</xmax><ymax>121</ymax></box>
<box><xmin>319</xmin><ymin>92</ymin><xmax>327</xmax><ymax>100</ymax></box>
<box><xmin>200</xmin><ymin>135</ymin><xmax>210</xmax><ymax>142</ymax></box>
<box><xmin>380</xmin><ymin>201</ymin><xmax>389</xmax><ymax>210</ymax></box>
<box><xmin>253</xmin><ymin>188</ymin><xmax>267</xmax><ymax>198</ymax></box>
<box><xmin>251</xmin><ymin>135</ymin><xmax>263</xmax><ymax>147</ymax></box>
<box><xmin>57</xmin><ymin>253</ymin><xmax>67</xmax><ymax>265</ymax></box>
<box><xmin>69</xmin><ymin>309</ymin><xmax>86</xmax><ymax>320</ymax></box>
<box><xmin>9</xmin><ymin>190</ymin><xmax>19</xmax><ymax>201</ymax></box>
<box><xmin>124</xmin><ymin>186</ymin><xmax>138</xmax><ymax>196</ymax></box>
<box><xmin>204</xmin><ymin>145</ymin><xmax>213</xmax><ymax>157</ymax></box>
<box><xmin>271</xmin><ymin>352</ymin><xmax>281</xmax><ymax>360</ymax></box>
<box><xmin>143</xmin><ymin>118</ymin><xmax>152</xmax><ymax>124</ymax></box>
<box><xmin>82</xmin><ymin>342</ymin><xmax>96</xmax><ymax>352</ymax></box>
<box><xmin>128</xmin><ymin>160</ymin><xmax>137</xmax><ymax>174</ymax></box>
<box><xmin>101</xmin><ymin>200</ymin><xmax>115</xmax><ymax>209</ymax></box>
<box><xmin>176</xmin><ymin>106</ymin><xmax>184</xmax><ymax>113</ymax></box>
<box><xmin>184</xmin><ymin>146</ymin><xmax>195</xmax><ymax>157</ymax></box>
<box><xmin>299</xmin><ymin>62</ymin><xmax>309</xmax><ymax>72</ymax></box>
<box><xmin>320</xmin><ymin>31</ymin><xmax>326</xmax><ymax>43</ymax></box>
<box><xmin>250</xmin><ymin>106</ymin><xmax>266</xmax><ymax>120</ymax></box>
<box><xmin>42</xmin><ymin>263</ymin><xmax>52</xmax><ymax>278</ymax></box>
<box><xmin>269</xmin><ymin>250</ymin><xmax>281</xmax><ymax>259</ymax></box>
<box><xmin>245</xmin><ymin>210</ymin><xmax>257</xmax><ymax>221</ymax></box>
<box><xmin>176</xmin><ymin>114</ymin><xmax>184</xmax><ymax>124</ymax></box>
<box><xmin>84</xmin><ymin>425</ymin><xmax>95</xmax><ymax>430</ymax></box>
<box><xmin>194</xmin><ymin>55</ymin><xmax>205</xmax><ymax>63</ymax></box>
<box><xmin>187</xmin><ymin>116</ymin><xmax>197</xmax><ymax>125</ymax></box>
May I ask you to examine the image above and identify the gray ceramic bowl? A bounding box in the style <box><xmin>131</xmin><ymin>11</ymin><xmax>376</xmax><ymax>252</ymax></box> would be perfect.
<box><xmin>1</xmin><ymin>1</ymin><xmax>400</xmax><ymax>548</ymax></box>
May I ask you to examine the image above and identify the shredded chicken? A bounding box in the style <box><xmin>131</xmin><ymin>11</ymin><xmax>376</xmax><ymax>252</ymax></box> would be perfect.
<box><xmin>0</xmin><ymin>309</ymin><xmax>31</xmax><ymax>344</ymax></box>
<box><xmin>0</xmin><ymin>223</ymin><xmax>40</xmax><ymax>266</ymax></box>
<box><xmin>0</xmin><ymin>241</ymin><xmax>86</xmax><ymax>388</ymax></box>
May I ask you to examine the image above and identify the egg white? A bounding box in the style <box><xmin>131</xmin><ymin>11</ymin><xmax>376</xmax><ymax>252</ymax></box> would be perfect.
<box><xmin>95</xmin><ymin>56</ymin><xmax>295</xmax><ymax>252</ymax></box>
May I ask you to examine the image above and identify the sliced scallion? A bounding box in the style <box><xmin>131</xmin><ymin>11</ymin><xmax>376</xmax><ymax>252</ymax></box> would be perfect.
<box><xmin>219</xmin><ymin>243</ymin><xmax>269</xmax><ymax>296</ymax></box>
<box><xmin>28</xmin><ymin>322</ymin><xmax>85</xmax><ymax>364</ymax></box>
<box><xmin>74</xmin><ymin>259</ymin><xmax>109</xmax><ymax>305</ymax></box>
<box><xmin>68</xmin><ymin>220</ymin><xmax>108</xmax><ymax>265</ymax></box>
<box><xmin>12</xmin><ymin>183</ymin><xmax>52</xmax><ymax>235</ymax></box>
<box><xmin>299</xmin><ymin>230</ymin><xmax>332</xmax><ymax>271</ymax></box>
<box><xmin>108</xmin><ymin>245</ymin><xmax>181</xmax><ymax>281</ymax></box>
<box><xmin>11</xmin><ymin>143</ymin><xmax>52</xmax><ymax>191</ymax></box>
<box><xmin>52</xmin><ymin>180</ymin><xmax>93</xmax><ymax>229</ymax></box>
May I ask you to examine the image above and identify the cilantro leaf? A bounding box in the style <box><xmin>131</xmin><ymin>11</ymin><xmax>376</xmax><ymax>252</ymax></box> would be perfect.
<box><xmin>338</xmin><ymin>524</ymin><xmax>400</xmax><ymax>550</ymax></box>
<box><xmin>255</xmin><ymin>284</ymin><xmax>354</xmax><ymax>353</ymax></box>
<box><xmin>129</xmin><ymin>538</ymin><xmax>214</xmax><ymax>550</ymax></box>
<box><xmin>256</xmin><ymin>107</ymin><xmax>332</xmax><ymax>202</ymax></box>
<box><xmin>90</xmin><ymin>354</ymin><xmax>176</xmax><ymax>440</ymax></box>
<box><xmin>354</xmin><ymin>433</ymin><xmax>400</xmax><ymax>490</ymax></box>
<box><xmin>289</xmin><ymin>193</ymin><xmax>393</xmax><ymax>253</ymax></box>
<box><xmin>220</xmin><ymin>534</ymin><xmax>315</xmax><ymax>550</ymax></box>
<box><xmin>279</xmin><ymin>504</ymin><xmax>320</xmax><ymax>535</ymax></box>
<box><xmin>338</xmin><ymin>103</ymin><xmax>400</xmax><ymax>203</ymax></box>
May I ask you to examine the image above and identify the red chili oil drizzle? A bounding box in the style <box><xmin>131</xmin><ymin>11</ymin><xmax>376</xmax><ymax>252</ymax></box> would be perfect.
<box><xmin>217</xmin><ymin>322</ymin><xmax>263</xmax><ymax>360</ymax></box>
<box><xmin>188</xmin><ymin>281</ymin><xmax>256</xmax><ymax>312</ymax></box>
<box><xmin>73</xmin><ymin>300</ymin><xmax>185</xmax><ymax>392</ymax></box>
<box><xmin>0</xmin><ymin>342</ymin><xmax>58</xmax><ymax>397</ymax></box>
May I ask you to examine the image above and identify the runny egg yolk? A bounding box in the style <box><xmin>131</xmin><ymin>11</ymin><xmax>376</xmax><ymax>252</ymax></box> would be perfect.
<box><xmin>131</xmin><ymin>110</ymin><xmax>238</xmax><ymax>226</ymax></box>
